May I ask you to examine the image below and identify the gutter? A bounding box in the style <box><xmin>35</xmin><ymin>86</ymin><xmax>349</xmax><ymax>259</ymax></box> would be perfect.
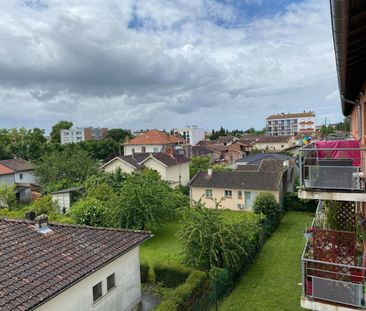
<box><xmin>329</xmin><ymin>0</ymin><xmax>350</xmax><ymax>116</ymax></box>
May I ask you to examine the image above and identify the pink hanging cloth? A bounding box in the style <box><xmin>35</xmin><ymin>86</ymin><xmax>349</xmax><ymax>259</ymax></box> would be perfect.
<box><xmin>315</xmin><ymin>140</ymin><xmax>361</xmax><ymax>166</ymax></box>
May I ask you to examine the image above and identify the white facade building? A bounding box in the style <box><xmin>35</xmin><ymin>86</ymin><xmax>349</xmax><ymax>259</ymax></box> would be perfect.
<box><xmin>173</xmin><ymin>126</ymin><xmax>205</xmax><ymax>145</ymax></box>
<box><xmin>60</xmin><ymin>127</ymin><xmax>85</xmax><ymax>144</ymax></box>
<box><xmin>266</xmin><ymin>112</ymin><xmax>316</xmax><ymax>136</ymax></box>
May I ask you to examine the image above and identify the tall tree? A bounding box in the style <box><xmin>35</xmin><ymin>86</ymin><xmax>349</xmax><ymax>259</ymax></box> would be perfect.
<box><xmin>106</xmin><ymin>128</ymin><xmax>131</xmax><ymax>142</ymax></box>
<box><xmin>34</xmin><ymin>146</ymin><xmax>97</xmax><ymax>193</ymax></box>
<box><xmin>108</xmin><ymin>169</ymin><xmax>188</xmax><ymax>229</ymax></box>
<box><xmin>50</xmin><ymin>120</ymin><xmax>73</xmax><ymax>143</ymax></box>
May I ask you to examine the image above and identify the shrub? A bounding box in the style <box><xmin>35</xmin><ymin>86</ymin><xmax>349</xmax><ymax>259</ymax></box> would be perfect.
<box><xmin>0</xmin><ymin>182</ymin><xmax>16</xmax><ymax>209</ymax></box>
<box><xmin>69</xmin><ymin>198</ymin><xmax>107</xmax><ymax>227</ymax></box>
<box><xmin>209</xmin><ymin>267</ymin><xmax>232</xmax><ymax>298</ymax></box>
<box><xmin>284</xmin><ymin>192</ymin><xmax>317</xmax><ymax>212</ymax></box>
<box><xmin>32</xmin><ymin>195</ymin><xmax>59</xmax><ymax>215</ymax></box>
<box><xmin>154</xmin><ymin>268</ymin><xmax>208</xmax><ymax>311</ymax></box>
<box><xmin>140</xmin><ymin>262</ymin><xmax>150</xmax><ymax>283</ymax></box>
<box><xmin>154</xmin><ymin>263</ymin><xmax>190</xmax><ymax>288</ymax></box>
<box><xmin>253</xmin><ymin>192</ymin><xmax>281</xmax><ymax>234</ymax></box>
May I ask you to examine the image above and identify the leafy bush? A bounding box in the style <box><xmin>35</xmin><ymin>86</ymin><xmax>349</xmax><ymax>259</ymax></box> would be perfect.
<box><xmin>140</xmin><ymin>262</ymin><xmax>150</xmax><ymax>283</ymax></box>
<box><xmin>178</xmin><ymin>203</ymin><xmax>263</xmax><ymax>272</ymax></box>
<box><xmin>69</xmin><ymin>198</ymin><xmax>107</xmax><ymax>227</ymax></box>
<box><xmin>154</xmin><ymin>268</ymin><xmax>208</xmax><ymax>311</ymax></box>
<box><xmin>108</xmin><ymin>169</ymin><xmax>188</xmax><ymax>230</ymax></box>
<box><xmin>154</xmin><ymin>263</ymin><xmax>190</xmax><ymax>288</ymax></box>
<box><xmin>253</xmin><ymin>192</ymin><xmax>281</xmax><ymax>234</ymax></box>
<box><xmin>284</xmin><ymin>192</ymin><xmax>317</xmax><ymax>212</ymax></box>
<box><xmin>0</xmin><ymin>182</ymin><xmax>16</xmax><ymax>209</ymax></box>
<box><xmin>209</xmin><ymin>267</ymin><xmax>232</xmax><ymax>298</ymax></box>
<box><xmin>32</xmin><ymin>195</ymin><xmax>59</xmax><ymax>215</ymax></box>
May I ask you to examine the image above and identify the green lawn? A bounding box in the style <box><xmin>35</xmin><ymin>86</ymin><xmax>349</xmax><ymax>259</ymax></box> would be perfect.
<box><xmin>220</xmin><ymin>211</ymin><xmax>313</xmax><ymax>311</ymax></box>
<box><xmin>140</xmin><ymin>209</ymin><xmax>252</xmax><ymax>266</ymax></box>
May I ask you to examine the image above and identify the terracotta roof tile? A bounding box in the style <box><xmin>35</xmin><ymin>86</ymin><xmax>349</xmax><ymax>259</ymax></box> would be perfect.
<box><xmin>0</xmin><ymin>164</ymin><xmax>14</xmax><ymax>176</ymax></box>
<box><xmin>0</xmin><ymin>219</ymin><xmax>150</xmax><ymax>310</ymax></box>
<box><xmin>124</xmin><ymin>130</ymin><xmax>185</xmax><ymax>145</ymax></box>
<box><xmin>0</xmin><ymin>159</ymin><xmax>33</xmax><ymax>172</ymax></box>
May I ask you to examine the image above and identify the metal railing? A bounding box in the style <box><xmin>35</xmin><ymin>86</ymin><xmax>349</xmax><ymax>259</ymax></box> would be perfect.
<box><xmin>299</xmin><ymin>141</ymin><xmax>365</xmax><ymax>192</ymax></box>
<box><xmin>301</xmin><ymin>202</ymin><xmax>366</xmax><ymax>308</ymax></box>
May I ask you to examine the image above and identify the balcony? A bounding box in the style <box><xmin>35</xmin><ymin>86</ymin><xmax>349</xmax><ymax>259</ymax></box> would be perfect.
<box><xmin>299</xmin><ymin>139</ymin><xmax>366</xmax><ymax>202</ymax></box>
<box><xmin>301</xmin><ymin>201</ymin><xmax>366</xmax><ymax>310</ymax></box>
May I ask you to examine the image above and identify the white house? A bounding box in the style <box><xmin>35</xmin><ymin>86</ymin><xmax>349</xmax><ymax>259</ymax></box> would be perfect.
<box><xmin>123</xmin><ymin>129</ymin><xmax>185</xmax><ymax>156</ymax></box>
<box><xmin>51</xmin><ymin>186</ymin><xmax>83</xmax><ymax>213</ymax></box>
<box><xmin>0</xmin><ymin>159</ymin><xmax>37</xmax><ymax>203</ymax></box>
<box><xmin>100</xmin><ymin>152</ymin><xmax>190</xmax><ymax>187</ymax></box>
<box><xmin>172</xmin><ymin>126</ymin><xmax>205</xmax><ymax>145</ymax></box>
<box><xmin>0</xmin><ymin>215</ymin><xmax>151</xmax><ymax>311</ymax></box>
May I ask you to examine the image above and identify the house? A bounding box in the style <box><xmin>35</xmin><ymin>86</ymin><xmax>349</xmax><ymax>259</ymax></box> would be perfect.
<box><xmin>234</xmin><ymin>152</ymin><xmax>295</xmax><ymax>167</ymax></box>
<box><xmin>172</xmin><ymin>126</ymin><xmax>205</xmax><ymax>145</ymax></box>
<box><xmin>60</xmin><ymin>127</ymin><xmax>108</xmax><ymax>145</ymax></box>
<box><xmin>100</xmin><ymin>152</ymin><xmax>190</xmax><ymax>187</ymax></box>
<box><xmin>123</xmin><ymin>130</ymin><xmax>185</xmax><ymax>156</ymax></box>
<box><xmin>0</xmin><ymin>159</ymin><xmax>37</xmax><ymax>203</ymax></box>
<box><xmin>298</xmin><ymin>2</ymin><xmax>366</xmax><ymax>310</ymax></box>
<box><xmin>253</xmin><ymin>135</ymin><xmax>296</xmax><ymax>151</ymax></box>
<box><xmin>266</xmin><ymin>111</ymin><xmax>316</xmax><ymax>136</ymax></box>
<box><xmin>0</xmin><ymin>215</ymin><xmax>150</xmax><ymax>311</ymax></box>
<box><xmin>190</xmin><ymin>161</ymin><xmax>294</xmax><ymax>211</ymax></box>
<box><xmin>51</xmin><ymin>187</ymin><xmax>84</xmax><ymax>213</ymax></box>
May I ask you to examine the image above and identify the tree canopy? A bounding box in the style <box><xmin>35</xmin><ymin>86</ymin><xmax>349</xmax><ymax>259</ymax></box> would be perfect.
<box><xmin>34</xmin><ymin>146</ymin><xmax>98</xmax><ymax>193</ymax></box>
<box><xmin>50</xmin><ymin>120</ymin><xmax>73</xmax><ymax>143</ymax></box>
<box><xmin>106</xmin><ymin>128</ymin><xmax>132</xmax><ymax>142</ymax></box>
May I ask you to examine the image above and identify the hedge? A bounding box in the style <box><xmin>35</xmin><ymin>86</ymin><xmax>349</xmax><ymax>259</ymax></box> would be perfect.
<box><xmin>154</xmin><ymin>263</ymin><xmax>191</xmax><ymax>288</ymax></box>
<box><xmin>140</xmin><ymin>262</ymin><xmax>150</xmax><ymax>283</ymax></box>
<box><xmin>154</xmin><ymin>267</ymin><xmax>208</xmax><ymax>311</ymax></box>
<box><xmin>284</xmin><ymin>192</ymin><xmax>317</xmax><ymax>212</ymax></box>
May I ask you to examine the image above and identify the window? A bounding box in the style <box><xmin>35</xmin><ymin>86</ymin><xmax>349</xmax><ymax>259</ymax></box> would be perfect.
<box><xmin>132</xmin><ymin>148</ymin><xmax>135</xmax><ymax>153</ymax></box>
<box><xmin>153</xmin><ymin>148</ymin><xmax>159</xmax><ymax>152</ymax></box>
<box><xmin>224</xmin><ymin>190</ymin><xmax>232</xmax><ymax>198</ymax></box>
<box><xmin>205</xmin><ymin>189</ymin><xmax>213</xmax><ymax>198</ymax></box>
<box><xmin>19</xmin><ymin>173</ymin><xmax>23</xmax><ymax>180</ymax></box>
<box><xmin>238</xmin><ymin>191</ymin><xmax>242</xmax><ymax>199</ymax></box>
<box><xmin>142</xmin><ymin>147</ymin><xmax>146</xmax><ymax>153</ymax></box>
<box><xmin>92</xmin><ymin>282</ymin><xmax>103</xmax><ymax>302</ymax></box>
<box><xmin>107</xmin><ymin>273</ymin><xmax>115</xmax><ymax>291</ymax></box>
<box><xmin>245</xmin><ymin>191</ymin><xmax>257</xmax><ymax>209</ymax></box>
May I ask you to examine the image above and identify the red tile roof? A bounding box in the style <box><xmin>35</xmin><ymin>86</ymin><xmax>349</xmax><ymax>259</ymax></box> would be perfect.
<box><xmin>0</xmin><ymin>219</ymin><xmax>150</xmax><ymax>310</ymax></box>
<box><xmin>0</xmin><ymin>159</ymin><xmax>33</xmax><ymax>172</ymax></box>
<box><xmin>0</xmin><ymin>164</ymin><xmax>14</xmax><ymax>176</ymax></box>
<box><xmin>124</xmin><ymin>130</ymin><xmax>185</xmax><ymax>145</ymax></box>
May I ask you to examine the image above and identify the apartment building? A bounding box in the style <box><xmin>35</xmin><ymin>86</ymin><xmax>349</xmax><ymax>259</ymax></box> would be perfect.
<box><xmin>298</xmin><ymin>1</ymin><xmax>366</xmax><ymax>310</ymax></box>
<box><xmin>172</xmin><ymin>126</ymin><xmax>205</xmax><ymax>145</ymax></box>
<box><xmin>266</xmin><ymin>112</ymin><xmax>315</xmax><ymax>136</ymax></box>
<box><xmin>60</xmin><ymin>127</ymin><xmax>108</xmax><ymax>144</ymax></box>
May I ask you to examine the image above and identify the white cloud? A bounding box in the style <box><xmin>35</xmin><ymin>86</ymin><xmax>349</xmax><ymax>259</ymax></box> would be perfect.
<box><xmin>0</xmin><ymin>0</ymin><xmax>339</xmax><ymax>131</ymax></box>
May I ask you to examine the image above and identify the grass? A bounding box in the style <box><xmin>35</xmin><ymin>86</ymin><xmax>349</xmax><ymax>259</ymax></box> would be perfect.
<box><xmin>140</xmin><ymin>209</ymin><xmax>250</xmax><ymax>266</ymax></box>
<box><xmin>219</xmin><ymin>211</ymin><xmax>314</xmax><ymax>311</ymax></box>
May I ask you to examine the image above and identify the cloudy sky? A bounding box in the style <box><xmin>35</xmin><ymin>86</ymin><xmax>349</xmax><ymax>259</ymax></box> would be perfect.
<box><xmin>0</xmin><ymin>0</ymin><xmax>340</xmax><ymax>132</ymax></box>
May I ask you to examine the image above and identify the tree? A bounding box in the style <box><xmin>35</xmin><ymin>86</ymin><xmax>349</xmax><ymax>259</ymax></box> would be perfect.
<box><xmin>245</xmin><ymin>127</ymin><xmax>256</xmax><ymax>134</ymax></box>
<box><xmin>253</xmin><ymin>192</ymin><xmax>281</xmax><ymax>234</ymax></box>
<box><xmin>70</xmin><ymin>198</ymin><xmax>107</xmax><ymax>226</ymax></box>
<box><xmin>0</xmin><ymin>183</ymin><xmax>16</xmax><ymax>209</ymax></box>
<box><xmin>108</xmin><ymin>169</ymin><xmax>187</xmax><ymax>229</ymax></box>
<box><xmin>178</xmin><ymin>200</ymin><xmax>263</xmax><ymax>272</ymax></box>
<box><xmin>32</xmin><ymin>195</ymin><xmax>60</xmax><ymax>215</ymax></box>
<box><xmin>50</xmin><ymin>120</ymin><xmax>73</xmax><ymax>143</ymax></box>
<box><xmin>320</xmin><ymin>124</ymin><xmax>334</xmax><ymax>136</ymax></box>
<box><xmin>34</xmin><ymin>146</ymin><xmax>98</xmax><ymax>193</ymax></box>
<box><xmin>106</xmin><ymin>129</ymin><xmax>131</xmax><ymax>142</ymax></box>
<box><xmin>190</xmin><ymin>156</ymin><xmax>211</xmax><ymax>177</ymax></box>
<box><xmin>84</xmin><ymin>170</ymin><xmax>125</xmax><ymax>194</ymax></box>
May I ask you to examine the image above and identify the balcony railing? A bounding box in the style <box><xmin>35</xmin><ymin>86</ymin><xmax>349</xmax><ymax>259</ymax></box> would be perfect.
<box><xmin>301</xmin><ymin>201</ymin><xmax>366</xmax><ymax>309</ymax></box>
<box><xmin>299</xmin><ymin>140</ymin><xmax>365</xmax><ymax>192</ymax></box>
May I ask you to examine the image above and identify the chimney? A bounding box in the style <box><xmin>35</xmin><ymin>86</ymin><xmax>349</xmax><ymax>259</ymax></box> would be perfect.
<box><xmin>208</xmin><ymin>168</ymin><xmax>213</xmax><ymax>176</ymax></box>
<box><xmin>25</xmin><ymin>211</ymin><xmax>36</xmax><ymax>221</ymax></box>
<box><xmin>166</xmin><ymin>146</ymin><xmax>174</xmax><ymax>157</ymax></box>
<box><xmin>34</xmin><ymin>214</ymin><xmax>52</xmax><ymax>234</ymax></box>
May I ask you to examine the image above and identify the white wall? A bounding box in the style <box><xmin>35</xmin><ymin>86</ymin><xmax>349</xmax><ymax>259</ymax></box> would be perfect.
<box><xmin>35</xmin><ymin>247</ymin><xmax>142</xmax><ymax>311</ymax></box>
<box><xmin>14</xmin><ymin>171</ymin><xmax>36</xmax><ymax>184</ymax></box>
<box><xmin>102</xmin><ymin>159</ymin><xmax>137</xmax><ymax>174</ymax></box>
<box><xmin>166</xmin><ymin>162</ymin><xmax>190</xmax><ymax>187</ymax></box>
<box><xmin>52</xmin><ymin>193</ymin><xmax>70</xmax><ymax>213</ymax></box>
<box><xmin>0</xmin><ymin>174</ymin><xmax>15</xmax><ymax>185</ymax></box>
<box><xmin>124</xmin><ymin>145</ymin><xmax>163</xmax><ymax>156</ymax></box>
<box><xmin>143</xmin><ymin>158</ymin><xmax>167</xmax><ymax>180</ymax></box>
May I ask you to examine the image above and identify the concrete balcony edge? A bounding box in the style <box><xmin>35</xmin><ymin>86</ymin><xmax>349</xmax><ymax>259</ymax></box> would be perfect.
<box><xmin>298</xmin><ymin>190</ymin><xmax>366</xmax><ymax>202</ymax></box>
<box><xmin>301</xmin><ymin>297</ymin><xmax>363</xmax><ymax>311</ymax></box>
